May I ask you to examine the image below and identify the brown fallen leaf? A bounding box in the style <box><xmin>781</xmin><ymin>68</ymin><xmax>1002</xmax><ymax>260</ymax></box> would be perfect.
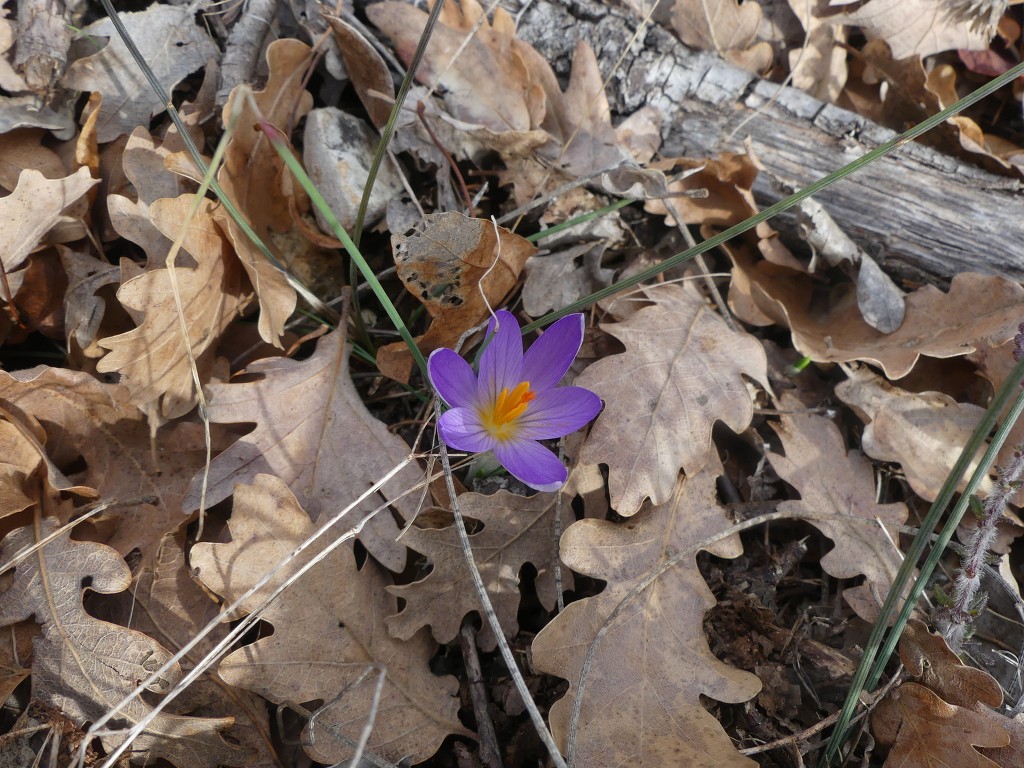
<box><xmin>191</xmin><ymin>475</ymin><xmax>468</xmax><ymax>765</ymax></box>
<box><xmin>377</xmin><ymin>211</ymin><xmax>536</xmax><ymax>382</ymax></box>
<box><xmin>217</xmin><ymin>39</ymin><xmax>314</xmax><ymax>346</ymax></box>
<box><xmin>97</xmin><ymin>533</ymin><xmax>279</xmax><ymax>766</ymax></box>
<box><xmin>0</xmin><ymin>167</ymin><xmax>97</xmax><ymax>277</ymax></box>
<box><xmin>0</xmin><ymin>129</ymin><xmax>67</xmax><ymax>189</ymax></box>
<box><xmin>324</xmin><ymin>15</ymin><xmax>395</xmax><ymax>130</ymax></box>
<box><xmin>872</xmin><ymin>682</ymin><xmax>1007</xmax><ymax>767</ymax></box>
<box><xmin>786</xmin><ymin>0</ymin><xmax>847</xmax><ymax>102</ymax></box>
<box><xmin>834</xmin><ymin>366</ymin><xmax>987</xmax><ymax>501</ymax></box>
<box><xmin>0</xmin><ymin>517</ymin><xmax>249</xmax><ymax>768</ymax></box>
<box><xmin>744</xmin><ymin>269</ymin><xmax>1024</xmax><ymax>379</ymax></box>
<box><xmin>367</xmin><ymin>0</ymin><xmax>541</xmax><ymax>133</ymax></box>
<box><xmin>387</xmin><ymin>489</ymin><xmax>575</xmax><ymax>651</ymax></box>
<box><xmin>768</xmin><ymin>394</ymin><xmax>908</xmax><ymax>621</ymax></box>
<box><xmin>838</xmin><ymin>0</ymin><xmax>991</xmax><ymax>60</ymax></box>
<box><xmin>521</xmin><ymin>243</ymin><xmax>614</xmax><ymax>318</ymax></box>
<box><xmin>0</xmin><ymin>367</ymin><xmax>217</xmax><ymax>566</ymax></box>
<box><xmin>61</xmin><ymin>4</ymin><xmax>218</xmax><ymax>143</ymax></box>
<box><xmin>579</xmin><ymin>282</ymin><xmax>767</xmax><ymax>515</ymax></box>
<box><xmin>180</xmin><ymin>325</ymin><xmax>421</xmax><ymax>572</ymax></box>
<box><xmin>96</xmin><ymin>195</ymin><xmax>251</xmax><ymax>419</ymax></box>
<box><xmin>532</xmin><ymin>470</ymin><xmax>761</xmax><ymax>768</ymax></box>
<box><xmin>899</xmin><ymin>619</ymin><xmax>1003</xmax><ymax>709</ymax></box>
<box><xmin>926</xmin><ymin>63</ymin><xmax>1024</xmax><ymax>175</ymax></box>
<box><xmin>671</xmin><ymin>0</ymin><xmax>773</xmax><ymax>73</ymax></box>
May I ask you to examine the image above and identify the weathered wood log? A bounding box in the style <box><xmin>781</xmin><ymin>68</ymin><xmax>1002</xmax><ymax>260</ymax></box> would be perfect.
<box><xmin>517</xmin><ymin>0</ymin><xmax>1024</xmax><ymax>284</ymax></box>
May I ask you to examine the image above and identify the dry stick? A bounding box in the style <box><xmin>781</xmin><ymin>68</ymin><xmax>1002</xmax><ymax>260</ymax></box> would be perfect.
<box><xmin>738</xmin><ymin>670</ymin><xmax>903</xmax><ymax>757</ymax></box>
<box><xmin>82</xmin><ymin>458</ymin><xmax>418</xmax><ymax>768</ymax></box>
<box><xmin>433</xmin><ymin>399</ymin><xmax>570</xmax><ymax>768</ymax></box>
<box><xmin>459</xmin><ymin>619</ymin><xmax>504</xmax><ymax>768</ymax></box>
<box><xmin>563</xmin><ymin>507</ymin><xmax>916</xmax><ymax>765</ymax></box>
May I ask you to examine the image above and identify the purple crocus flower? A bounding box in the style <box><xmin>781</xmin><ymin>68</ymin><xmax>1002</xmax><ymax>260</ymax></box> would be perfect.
<box><xmin>428</xmin><ymin>310</ymin><xmax>602</xmax><ymax>492</ymax></box>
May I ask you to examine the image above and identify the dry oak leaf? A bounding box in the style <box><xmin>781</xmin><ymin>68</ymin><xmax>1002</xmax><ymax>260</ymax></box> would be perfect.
<box><xmin>97</xmin><ymin>195</ymin><xmax>251</xmax><ymax>419</ymax></box>
<box><xmin>367</xmin><ymin>0</ymin><xmax>541</xmax><ymax>133</ymax></box>
<box><xmin>180</xmin><ymin>325</ymin><xmax>420</xmax><ymax>572</ymax></box>
<box><xmin>0</xmin><ymin>517</ymin><xmax>249</xmax><ymax>768</ymax></box>
<box><xmin>62</xmin><ymin>4</ymin><xmax>217</xmax><ymax>142</ymax></box>
<box><xmin>746</xmin><ymin>270</ymin><xmax>1024</xmax><ymax>379</ymax></box>
<box><xmin>871</xmin><ymin>683</ymin><xmax>1007</xmax><ymax>768</ymax></box>
<box><xmin>191</xmin><ymin>475</ymin><xmax>468</xmax><ymax>765</ymax></box>
<box><xmin>786</xmin><ymin>0</ymin><xmax>847</xmax><ymax>101</ymax></box>
<box><xmin>672</xmin><ymin>0</ymin><xmax>773</xmax><ymax>73</ymax></box>
<box><xmin>834</xmin><ymin>366</ymin><xmax>987</xmax><ymax>501</ymax></box>
<box><xmin>1</xmin><ymin>167</ymin><xmax>97</xmax><ymax>275</ymax></box>
<box><xmin>0</xmin><ymin>367</ymin><xmax>217</xmax><ymax>566</ymax></box>
<box><xmin>768</xmin><ymin>396</ymin><xmax>908</xmax><ymax>622</ymax></box>
<box><xmin>532</xmin><ymin>470</ymin><xmax>761</xmax><ymax>768</ymax></box>
<box><xmin>899</xmin><ymin>619</ymin><xmax>1003</xmax><ymax>710</ymax></box>
<box><xmin>377</xmin><ymin>211</ymin><xmax>536</xmax><ymax>382</ymax></box>
<box><xmin>838</xmin><ymin>0</ymin><xmax>991</xmax><ymax>60</ymax></box>
<box><xmin>97</xmin><ymin>532</ymin><xmax>279</xmax><ymax>766</ymax></box>
<box><xmin>217</xmin><ymin>38</ymin><xmax>315</xmax><ymax>346</ymax></box>
<box><xmin>578</xmin><ymin>282</ymin><xmax>767</xmax><ymax>515</ymax></box>
<box><xmin>387</xmin><ymin>489</ymin><xmax>575</xmax><ymax>652</ymax></box>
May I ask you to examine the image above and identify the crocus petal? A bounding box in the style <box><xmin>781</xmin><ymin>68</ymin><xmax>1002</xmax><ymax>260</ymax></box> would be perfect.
<box><xmin>477</xmin><ymin>310</ymin><xmax>523</xmax><ymax>405</ymax></box>
<box><xmin>428</xmin><ymin>348</ymin><xmax>479</xmax><ymax>408</ymax></box>
<box><xmin>520</xmin><ymin>313</ymin><xmax>585</xmax><ymax>391</ymax></box>
<box><xmin>437</xmin><ymin>408</ymin><xmax>497</xmax><ymax>453</ymax></box>
<box><xmin>494</xmin><ymin>438</ymin><xmax>568</xmax><ymax>492</ymax></box>
<box><xmin>515</xmin><ymin>387</ymin><xmax>603</xmax><ymax>440</ymax></box>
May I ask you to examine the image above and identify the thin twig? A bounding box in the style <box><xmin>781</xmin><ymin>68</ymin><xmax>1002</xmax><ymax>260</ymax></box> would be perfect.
<box><xmin>459</xmin><ymin>619</ymin><xmax>504</xmax><ymax>768</ymax></box>
<box><xmin>434</xmin><ymin>394</ymin><xmax>569</xmax><ymax>768</ymax></box>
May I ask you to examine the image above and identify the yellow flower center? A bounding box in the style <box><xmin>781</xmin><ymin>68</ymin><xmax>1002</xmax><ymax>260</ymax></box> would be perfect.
<box><xmin>480</xmin><ymin>381</ymin><xmax>535</xmax><ymax>440</ymax></box>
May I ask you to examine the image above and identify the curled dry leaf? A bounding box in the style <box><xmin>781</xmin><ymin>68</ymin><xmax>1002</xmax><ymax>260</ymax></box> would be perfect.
<box><xmin>0</xmin><ymin>517</ymin><xmax>249</xmax><ymax>768</ymax></box>
<box><xmin>191</xmin><ymin>475</ymin><xmax>468</xmax><ymax>765</ymax></box>
<box><xmin>180</xmin><ymin>325</ymin><xmax>421</xmax><ymax>572</ymax></box>
<box><xmin>579</xmin><ymin>282</ymin><xmax>767</xmax><ymax>515</ymax></box>
<box><xmin>899</xmin><ymin>619</ymin><xmax>1003</xmax><ymax>709</ymax></box>
<box><xmin>217</xmin><ymin>39</ymin><xmax>314</xmax><ymax>346</ymax></box>
<box><xmin>671</xmin><ymin>0</ymin><xmax>773</xmax><ymax>73</ymax></box>
<box><xmin>742</xmin><ymin>268</ymin><xmax>1024</xmax><ymax>379</ymax></box>
<box><xmin>768</xmin><ymin>395</ymin><xmax>908</xmax><ymax>621</ymax></box>
<box><xmin>532</xmin><ymin>470</ymin><xmax>761</xmax><ymax>768</ymax></box>
<box><xmin>61</xmin><ymin>4</ymin><xmax>218</xmax><ymax>143</ymax></box>
<box><xmin>97</xmin><ymin>195</ymin><xmax>251</xmax><ymax>419</ymax></box>
<box><xmin>387</xmin><ymin>489</ymin><xmax>575</xmax><ymax>651</ymax></box>
<box><xmin>835</xmin><ymin>366</ymin><xmax>987</xmax><ymax>501</ymax></box>
<box><xmin>872</xmin><ymin>683</ymin><xmax>1007</xmax><ymax>767</ymax></box>
<box><xmin>377</xmin><ymin>211</ymin><xmax>536</xmax><ymax>382</ymax></box>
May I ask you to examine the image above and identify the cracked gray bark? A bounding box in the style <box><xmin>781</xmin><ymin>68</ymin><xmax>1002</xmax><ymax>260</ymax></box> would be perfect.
<box><xmin>516</xmin><ymin>0</ymin><xmax>1024</xmax><ymax>283</ymax></box>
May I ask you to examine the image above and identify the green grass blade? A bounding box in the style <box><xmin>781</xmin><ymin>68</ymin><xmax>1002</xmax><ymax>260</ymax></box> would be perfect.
<box><xmin>822</xmin><ymin>352</ymin><xmax>1024</xmax><ymax>764</ymax></box>
<box><xmin>260</xmin><ymin>123</ymin><xmax>428</xmax><ymax>381</ymax></box>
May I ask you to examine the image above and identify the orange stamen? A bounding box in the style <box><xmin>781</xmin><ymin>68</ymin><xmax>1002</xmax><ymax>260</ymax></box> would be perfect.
<box><xmin>481</xmin><ymin>381</ymin><xmax>535</xmax><ymax>440</ymax></box>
